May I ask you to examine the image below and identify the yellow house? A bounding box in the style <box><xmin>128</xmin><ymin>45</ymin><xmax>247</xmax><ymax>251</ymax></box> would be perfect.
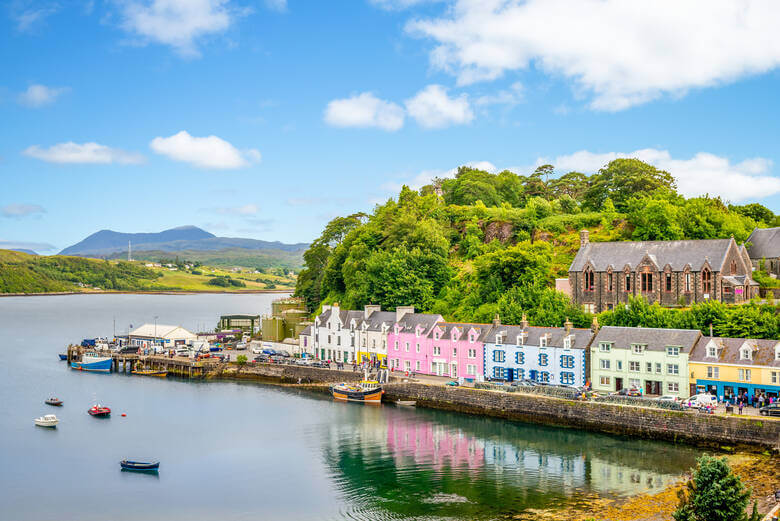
<box><xmin>689</xmin><ymin>336</ymin><xmax>780</xmax><ymax>402</ymax></box>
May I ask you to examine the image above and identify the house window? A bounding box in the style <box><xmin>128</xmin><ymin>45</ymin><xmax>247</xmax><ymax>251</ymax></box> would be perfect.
<box><xmin>738</xmin><ymin>369</ymin><xmax>752</xmax><ymax>381</ymax></box>
<box><xmin>707</xmin><ymin>346</ymin><xmax>717</xmax><ymax>357</ymax></box>
<box><xmin>563</xmin><ymin>336</ymin><xmax>572</xmax><ymax>349</ymax></box>
<box><xmin>467</xmin><ymin>364</ymin><xmax>476</xmax><ymax>376</ymax></box>
<box><xmin>433</xmin><ymin>346</ymin><xmax>441</xmax><ymax>356</ymax></box>
<box><xmin>405</xmin><ymin>342</ymin><xmax>410</xmax><ymax>352</ymax></box>
<box><xmin>404</xmin><ymin>360</ymin><xmax>411</xmax><ymax>371</ymax></box>
<box><xmin>560</xmin><ymin>372</ymin><xmax>575</xmax><ymax>385</ymax></box>
<box><xmin>515</xmin><ymin>352</ymin><xmax>525</xmax><ymax>364</ymax></box>
<box><xmin>600</xmin><ymin>359</ymin><xmax>611</xmax><ymax>370</ymax></box>
<box><xmin>625</xmin><ymin>272</ymin><xmax>632</xmax><ymax>291</ymax></box>
<box><xmin>629</xmin><ymin>378</ymin><xmax>641</xmax><ymax>389</ymax></box>
<box><xmin>617</xmin><ymin>360</ymin><xmax>623</xmax><ymax>370</ymax></box>
<box><xmin>538</xmin><ymin>353</ymin><xmax>549</xmax><ymax>366</ymax></box>
<box><xmin>707</xmin><ymin>366</ymin><xmax>719</xmax><ymax>379</ymax></box>
<box><xmin>629</xmin><ymin>361</ymin><xmax>640</xmax><ymax>372</ymax></box>
<box><xmin>666</xmin><ymin>346</ymin><xmax>680</xmax><ymax>356</ymax></box>
<box><xmin>665</xmin><ymin>272</ymin><xmax>672</xmax><ymax>292</ymax></box>
<box><xmin>599</xmin><ymin>343</ymin><xmax>612</xmax><ymax>352</ymax></box>
<box><xmin>599</xmin><ymin>376</ymin><xmax>611</xmax><ymax>386</ymax></box>
<box><xmin>667</xmin><ymin>364</ymin><xmax>679</xmax><ymax>375</ymax></box>
<box><xmin>495</xmin><ymin>334</ymin><xmax>504</xmax><ymax>345</ymax></box>
<box><xmin>515</xmin><ymin>368</ymin><xmax>525</xmax><ymax>380</ymax></box>
<box><xmin>646</xmin><ymin>362</ymin><xmax>653</xmax><ymax>373</ymax></box>
<box><xmin>655</xmin><ymin>362</ymin><xmax>662</xmax><ymax>374</ymax></box>
<box><xmin>351</xmin><ymin>337</ymin><xmax>355</xmax><ymax>347</ymax></box>
<box><xmin>416</xmin><ymin>361</ymin><xmax>421</xmax><ymax>371</ymax></box>
<box><xmin>539</xmin><ymin>372</ymin><xmax>551</xmax><ymax>383</ymax></box>
<box><xmin>327</xmin><ymin>335</ymin><xmax>331</xmax><ymax>344</ymax></box>
<box><xmin>362</xmin><ymin>338</ymin><xmax>366</xmax><ymax>347</ymax></box>
<box><xmin>685</xmin><ymin>272</ymin><xmax>691</xmax><ymax>292</ymax></box>
<box><xmin>561</xmin><ymin>355</ymin><xmax>575</xmax><ymax>369</ymax></box>
<box><xmin>493</xmin><ymin>350</ymin><xmax>505</xmax><ymax>363</ymax></box>
<box><xmin>631</xmin><ymin>344</ymin><xmax>645</xmax><ymax>354</ymax></box>
<box><xmin>608</xmin><ymin>272</ymin><xmax>613</xmax><ymax>292</ymax></box>
<box><xmin>775</xmin><ymin>347</ymin><xmax>780</xmax><ymax>360</ymax></box>
<box><xmin>468</xmin><ymin>349</ymin><xmax>476</xmax><ymax>358</ymax></box>
<box><xmin>702</xmin><ymin>268</ymin><xmax>712</xmax><ymax>294</ymax></box>
<box><xmin>493</xmin><ymin>367</ymin><xmax>506</xmax><ymax>379</ymax></box>
<box><xmin>540</xmin><ymin>336</ymin><xmax>548</xmax><ymax>348</ymax></box>
<box><xmin>641</xmin><ymin>271</ymin><xmax>653</xmax><ymax>292</ymax></box>
<box><xmin>771</xmin><ymin>371</ymin><xmax>778</xmax><ymax>384</ymax></box>
<box><xmin>394</xmin><ymin>341</ymin><xmax>399</xmax><ymax>351</ymax></box>
<box><xmin>730</xmin><ymin>260</ymin><xmax>737</xmax><ymax>275</ymax></box>
<box><xmin>371</xmin><ymin>339</ymin><xmax>376</xmax><ymax>348</ymax></box>
<box><xmin>434</xmin><ymin>332</ymin><xmax>440</xmax><ymax>340</ymax></box>
<box><xmin>740</xmin><ymin>348</ymin><xmax>751</xmax><ymax>360</ymax></box>
<box><xmin>416</xmin><ymin>343</ymin><xmax>420</xmax><ymax>353</ymax></box>
<box><xmin>668</xmin><ymin>382</ymin><xmax>679</xmax><ymax>393</ymax></box>
<box><xmin>584</xmin><ymin>268</ymin><xmax>595</xmax><ymax>291</ymax></box>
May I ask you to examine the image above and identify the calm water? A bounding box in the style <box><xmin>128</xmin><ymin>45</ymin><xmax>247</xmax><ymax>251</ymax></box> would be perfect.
<box><xmin>0</xmin><ymin>294</ymin><xmax>703</xmax><ymax>520</ymax></box>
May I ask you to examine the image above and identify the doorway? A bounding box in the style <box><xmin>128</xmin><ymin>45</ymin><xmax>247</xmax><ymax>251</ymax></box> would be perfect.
<box><xmin>615</xmin><ymin>378</ymin><xmax>623</xmax><ymax>391</ymax></box>
<box><xmin>645</xmin><ymin>380</ymin><xmax>661</xmax><ymax>395</ymax></box>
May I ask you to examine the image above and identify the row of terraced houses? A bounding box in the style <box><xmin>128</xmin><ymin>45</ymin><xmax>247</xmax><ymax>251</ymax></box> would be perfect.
<box><xmin>299</xmin><ymin>303</ymin><xmax>780</xmax><ymax>400</ymax></box>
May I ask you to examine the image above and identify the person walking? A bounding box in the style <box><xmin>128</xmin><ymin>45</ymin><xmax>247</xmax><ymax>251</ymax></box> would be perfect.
<box><xmin>738</xmin><ymin>397</ymin><xmax>744</xmax><ymax>415</ymax></box>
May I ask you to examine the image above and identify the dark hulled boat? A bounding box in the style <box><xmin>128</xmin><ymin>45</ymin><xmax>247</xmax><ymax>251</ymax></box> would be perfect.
<box><xmin>45</xmin><ymin>398</ymin><xmax>63</xmax><ymax>406</ymax></box>
<box><xmin>88</xmin><ymin>404</ymin><xmax>111</xmax><ymax>417</ymax></box>
<box><xmin>120</xmin><ymin>460</ymin><xmax>159</xmax><ymax>471</ymax></box>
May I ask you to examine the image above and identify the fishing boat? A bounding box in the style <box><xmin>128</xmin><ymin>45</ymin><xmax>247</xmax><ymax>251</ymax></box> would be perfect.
<box><xmin>88</xmin><ymin>404</ymin><xmax>111</xmax><ymax>417</ymax></box>
<box><xmin>131</xmin><ymin>369</ymin><xmax>167</xmax><ymax>377</ymax></box>
<box><xmin>45</xmin><ymin>397</ymin><xmax>63</xmax><ymax>406</ymax></box>
<box><xmin>58</xmin><ymin>354</ymin><xmax>68</xmax><ymax>361</ymax></box>
<box><xmin>330</xmin><ymin>380</ymin><xmax>383</xmax><ymax>404</ymax></box>
<box><xmin>34</xmin><ymin>414</ymin><xmax>59</xmax><ymax>427</ymax></box>
<box><xmin>71</xmin><ymin>353</ymin><xmax>112</xmax><ymax>373</ymax></box>
<box><xmin>120</xmin><ymin>460</ymin><xmax>159</xmax><ymax>471</ymax></box>
<box><xmin>395</xmin><ymin>400</ymin><xmax>416</xmax><ymax>407</ymax></box>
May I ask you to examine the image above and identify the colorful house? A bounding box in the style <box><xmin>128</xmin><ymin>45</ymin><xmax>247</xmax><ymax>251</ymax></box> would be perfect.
<box><xmin>689</xmin><ymin>336</ymin><xmax>780</xmax><ymax>401</ymax></box>
<box><xmin>483</xmin><ymin>317</ymin><xmax>593</xmax><ymax>386</ymax></box>
<box><xmin>386</xmin><ymin>311</ymin><xmax>443</xmax><ymax>375</ymax></box>
<box><xmin>355</xmin><ymin>306</ymin><xmax>409</xmax><ymax>366</ymax></box>
<box><xmin>590</xmin><ymin>326</ymin><xmax>701</xmax><ymax>398</ymax></box>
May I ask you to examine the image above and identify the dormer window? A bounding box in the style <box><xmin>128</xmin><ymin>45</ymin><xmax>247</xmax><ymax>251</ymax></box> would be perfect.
<box><xmin>631</xmin><ymin>344</ymin><xmax>645</xmax><ymax>354</ymax></box>
<box><xmin>740</xmin><ymin>347</ymin><xmax>752</xmax><ymax>360</ymax></box>
<box><xmin>563</xmin><ymin>336</ymin><xmax>572</xmax><ymax>349</ymax></box>
<box><xmin>776</xmin><ymin>346</ymin><xmax>780</xmax><ymax>361</ymax></box>
<box><xmin>434</xmin><ymin>332</ymin><xmax>440</xmax><ymax>340</ymax></box>
<box><xmin>540</xmin><ymin>335</ymin><xmax>547</xmax><ymax>348</ymax></box>
<box><xmin>495</xmin><ymin>334</ymin><xmax>504</xmax><ymax>345</ymax></box>
<box><xmin>706</xmin><ymin>346</ymin><xmax>717</xmax><ymax>358</ymax></box>
<box><xmin>469</xmin><ymin>334</ymin><xmax>475</xmax><ymax>343</ymax></box>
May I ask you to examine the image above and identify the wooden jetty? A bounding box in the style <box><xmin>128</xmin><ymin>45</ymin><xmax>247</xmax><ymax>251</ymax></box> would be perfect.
<box><xmin>65</xmin><ymin>345</ymin><xmax>219</xmax><ymax>379</ymax></box>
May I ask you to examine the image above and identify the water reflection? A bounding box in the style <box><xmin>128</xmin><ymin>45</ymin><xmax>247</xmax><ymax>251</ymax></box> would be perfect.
<box><xmin>321</xmin><ymin>404</ymin><xmax>699</xmax><ymax>519</ymax></box>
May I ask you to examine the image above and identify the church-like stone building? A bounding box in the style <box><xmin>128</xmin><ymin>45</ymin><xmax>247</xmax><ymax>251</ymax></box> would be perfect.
<box><xmin>568</xmin><ymin>230</ymin><xmax>758</xmax><ymax>313</ymax></box>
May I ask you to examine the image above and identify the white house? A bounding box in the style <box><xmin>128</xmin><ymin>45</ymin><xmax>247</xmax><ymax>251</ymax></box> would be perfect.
<box><xmin>128</xmin><ymin>323</ymin><xmax>197</xmax><ymax>349</ymax></box>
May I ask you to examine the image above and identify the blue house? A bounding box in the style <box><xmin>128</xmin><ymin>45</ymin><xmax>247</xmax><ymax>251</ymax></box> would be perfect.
<box><xmin>483</xmin><ymin>317</ymin><xmax>593</xmax><ymax>387</ymax></box>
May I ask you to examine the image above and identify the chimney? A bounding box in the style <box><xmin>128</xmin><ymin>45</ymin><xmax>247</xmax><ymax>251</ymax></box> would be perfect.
<box><xmin>709</xmin><ymin>323</ymin><xmax>713</xmax><ymax>337</ymax></box>
<box><xmin>520</xmin><ymin>313</ymin><xmax>529</xmax><ymax>329</ymax></box>
<box><xmin>591</xmin><ymin>315</ymin><xmax>600</xmax><ymax>333</ymax></box>
<box><xmin>492</xmin><ymin>313</ymin><xmax>501</xmax><ymax>327</ymax></box>
<box><xmin>580</xmin><ymin>229</ymin><xmax>590</xmax><ymax>248</ymax></box>
<box><xmin>364</xmin><ymin>304</ymin><xmax>381</xmax><ymax>319</ymax></box>
<box><xmin>564</xmin><ymin>317</ymin><xmax>573</xmax><ymax>334</ymax></box>
<box><xmin>396</xmin><ymin>305</ymin><xmax>414</xmax><ymax>322</ymax></box>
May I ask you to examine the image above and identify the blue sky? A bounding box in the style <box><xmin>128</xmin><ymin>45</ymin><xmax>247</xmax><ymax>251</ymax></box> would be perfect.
<box><xmin>2</xmin><ymin>0</ymin><xmax>780</xmax><ymax>253</ymax></box>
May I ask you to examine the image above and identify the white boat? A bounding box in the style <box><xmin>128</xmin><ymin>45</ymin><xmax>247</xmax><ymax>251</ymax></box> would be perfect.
<box><xmin>34</xmin><ymin>414</ymin><xmax>59</xmax><ymax>427</ymax></box>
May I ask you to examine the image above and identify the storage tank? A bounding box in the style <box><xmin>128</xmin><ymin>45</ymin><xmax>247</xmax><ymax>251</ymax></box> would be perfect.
<box><xmin>261</xmin><ymin>316</ymin><xmax>285</xmax><ymax>342</ymax></box>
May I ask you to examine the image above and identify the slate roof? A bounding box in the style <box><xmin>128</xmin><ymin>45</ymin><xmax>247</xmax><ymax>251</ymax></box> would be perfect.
<box><xmin>569</xmin><ymin>238</ymin><xmax>735</xmax><ymax>272</ymax></box>
<box><xmin>362</xmin><ymin>311</ymin><xmax>396</xmax><ymax>331</ymax></box>
<box><xmin>394</xmin><ymin>313</ymin><xmax>443</xmax><ymax>335</ymax></box>
<box><xmin>300</xmin><ymin>325</ymin><xmax>312</xmax><ymax>336</ymax></box>
<box><xmin>429</xmin><ymin>322</ymin><xmax>493</xmax><ymax>342</ymax></box>
<box><xmin>690</xmin><ymin>336</ymin><xmax>780</xmax><ymax>368</ymax></box>
<box><xmin>746</xmin><ymin>227</ymin><xmax>780</xmax><ymax>259</ymax></box>
<box><xmin>483</xmin><ymin>325</ymin><xmax>593</xmax><ymax>350</ymax></box>
<box><xmin>592</xmin><ymin>326</ymin><xmax>701</xmax><ymax>352</ymax></box>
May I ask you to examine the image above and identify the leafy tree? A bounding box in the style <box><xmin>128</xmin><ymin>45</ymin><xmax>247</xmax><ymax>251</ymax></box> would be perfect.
<box><xmin>673</xmin><ymin>455</ymin><xmax>760</xmax><ymax>521</ymax></box>
<box><xmin>548</xmin><ymin>171</ymin><xmax>588</xmax><ymax>200</ymax></box>
<box><xmin>729</xmin><ymin>203</ymin><xmax>775</xmax><ymax>225</ymax></box>
<box><xmin>584</xmin><ymin>158</ymin><xmax>677</xmax><ymax>211</ymax></box>
<box><xmin>628</xmin><ymin>196</ymin><xmax>684</xmax><ymax>240</ymax></box>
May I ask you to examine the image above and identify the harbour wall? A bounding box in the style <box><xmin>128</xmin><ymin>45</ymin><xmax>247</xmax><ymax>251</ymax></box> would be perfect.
<box><xmin>209</xmin><ymin>362</ymin><xmax>363</xmax><ymax>385</ymax></box>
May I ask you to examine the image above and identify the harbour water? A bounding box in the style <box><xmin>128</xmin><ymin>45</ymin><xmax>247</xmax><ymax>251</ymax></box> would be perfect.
<box><xmin>0</xmin><ymin>294</ymin><xmax>703</xmax><ymax>520</ymax></box>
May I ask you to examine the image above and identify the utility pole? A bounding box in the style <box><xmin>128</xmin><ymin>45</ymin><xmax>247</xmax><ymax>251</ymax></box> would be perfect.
<box><xmin>154</xmin><ymin>315</ymin><xmax>159</xmax><ymax>349</ymax></box>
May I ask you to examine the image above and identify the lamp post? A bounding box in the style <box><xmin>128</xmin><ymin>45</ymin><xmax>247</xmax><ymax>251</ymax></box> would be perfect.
<box><xmin>154</xmin><ymin>316</ymin><xmax>159</xmax><ymax>349</ymax></box>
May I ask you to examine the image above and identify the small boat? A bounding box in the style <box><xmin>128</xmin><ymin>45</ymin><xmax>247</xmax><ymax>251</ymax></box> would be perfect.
<box><xmin>120</xmin><ymin>460</ymin><xmax>159</xmax><ymax>471</ymax></box>
<box><xmin>45</xmin><ymin>397</ymin><xmax>63</xmax><ymax>406</ymax></box>
<box><xmin>34</xmin><ymin>414</ymin><xmax>59</xmax><ymax>427</ymax></box>
<box><xmin>88</xmin><ymin>404</ymin><xmax>111</xmax><ymax>417</ymax></box>
<box><xmin>58</xmin><ymin>354</ymin><xmax>68</xmax><ymax>361</ymax></box>
<box><xmin>330</xmin><ymin>381</ymin><xmax>383</xmax><ymax>404</ymax></box>
<box><xmin>71</xmin><ymin>353</ymin><xmax>112</xmax><ymax>373</ymax></box>
<box><xmin>131</xmin><ymin>369</ymin><xmax>168</xmax><ymax>377</ymax></box>
<box><xmin>395</xmin><ymin>400</ymin><xmax>416</xmax><ymax>407</ymax></box>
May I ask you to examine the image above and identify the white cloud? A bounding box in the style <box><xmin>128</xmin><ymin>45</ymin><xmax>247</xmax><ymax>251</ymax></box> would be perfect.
<box><xmin>0</xmin><ymin>240</ymin><xmax>56</xmax><ymax>252</ymax></box>
<box><xmin>10</xmin><ymin>2</ymin><xmax>59</xmax><ymax>32</ymax></box>
<box><xmin>324</xmin><ymin>92</ymin><xmax>405</xmax><ymax>131</ymax></box>
<box><xmin>23</xmin><ymin>142</ymin><xmax>144</xmax><ymax>164</ymax></box>
<box><xmin>406</xmin><ymin>0</ymin><xmax>780</xmax><ymax>110</ymax></box>
<box><xmin>382</xmin><ymin>160</ymin><xmax>497</xmax><ymax>192</ymax></box>
<box><xmin>150</xmin><ymin>130</ymin><xmax>260</xmax><ymax>169</ymax></box>
<box><xmin>475</xmin><ymin>82</ymin><xmax>523</xmax><ymax>107</ymax></box>
<box><xmin>545</xmin><ymin>149</ymin><xmax>780</xmax><ymax>202</ymax></box>
<box><xmin>215</xmin><ymin>204</ymin><xmax>259</xmax><ymax>215</ymax></box>
<box><xmin>120</xmin><ymin>0</ymin><xmax>234</xmax><ymax>57</ymax></box>
<box><xmin>405</xmin><ymin>84</ymin><xmax>474</xmax><ymax>129</ymax></box>
<box><xmin>1</xmin><ymin>204</ymin><xmax>45</xmax><ymax>218</ymax></box>
<box><xmin>17</xmin><ymin>84</ymin><xmax>67</xmax><ymax>107</ymax></box>
<box><xmin>369</xmin><ymin>0</ymin><xmax>439</xmax><ymax>10</ymax></box>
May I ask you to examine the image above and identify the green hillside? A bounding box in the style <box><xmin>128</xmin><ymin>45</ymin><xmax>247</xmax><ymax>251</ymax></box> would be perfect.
<box><xmin>295</xmin><ymin>159</ymin><xmax>780</xmax><ymax>339</ymax></box>
<box><xmin>107</xmin><ymin>247</ymin><xmax>304</xmax><ymax>272</ymax></box>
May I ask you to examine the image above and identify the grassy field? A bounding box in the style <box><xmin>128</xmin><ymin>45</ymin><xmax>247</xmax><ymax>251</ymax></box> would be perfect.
<box><xmin>145</xmin><ymin>264</ymin><xmax>295</xmax><ymax>292</ymax></box>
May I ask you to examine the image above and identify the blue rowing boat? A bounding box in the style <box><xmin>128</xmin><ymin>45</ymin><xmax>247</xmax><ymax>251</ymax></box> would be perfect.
<box><xmin>120</xmin><ymin>460</ymin><xmax>159</xmax><ymax>471</ymax></box>
<box><xmin>58</xmin><ymin>354</ymin><xmax>68</xmax><ymax>361</ymax></box>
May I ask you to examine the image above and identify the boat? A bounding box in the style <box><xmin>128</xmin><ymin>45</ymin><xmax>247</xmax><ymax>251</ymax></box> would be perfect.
<box><xmin>330</xmin><ymin>380</ymin><xmax>383</xmax><ymax>404</ymax></box>
<box><xmin>45</xmin><ymin>397</ymin><xmax>63</xmax><ymax>406</ymax></box>
<box><xmin>34</xmin><ymin>414</ymin><xmax>59</xmax><ymax>427</ymax></box>
<box><xmin>131</xmin><ymin>369</ymin><xmax>167</xmax><ymax>377</ymax></box>
<box><xmin>58</xmin><ymin>354</ymin><xmax>68</xmax><ymax>361</ymax></box>
<box><xmin>71</xmin><ymin>353</ymin><xmax>112</xmax><ymax>373</ymax></box>
<box><xmin>395</xmin><ymin>400</ymin><xmax>416</xmax><ymax>407</ymax></box>
<box><xmin>120</xmin><ymin>460</ymin><xmax>159</xmax><ymax>471</ymax></box>
<box><xmin>88</xmin><ymin>404</ymin><xmax>111</xmax><ymax>417</ymax></box>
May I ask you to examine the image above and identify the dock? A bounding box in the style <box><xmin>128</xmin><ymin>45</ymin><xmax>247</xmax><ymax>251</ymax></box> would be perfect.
<box><xmin>66</xmin><ymin>345</ymin><xmax>218</xmax><ymax>378</ymax></box>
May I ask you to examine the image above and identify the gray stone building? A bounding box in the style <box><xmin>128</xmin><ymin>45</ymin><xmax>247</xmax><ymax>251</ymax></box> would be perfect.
<box><xmin>746</xmin><ymin>227</ymin><xmax>780</xmax><ymax>277</ymax></box>
<box><xmin>568</xmin><ymin>230</ymin><xmax>758</xmax><ymax>313</ymax></box>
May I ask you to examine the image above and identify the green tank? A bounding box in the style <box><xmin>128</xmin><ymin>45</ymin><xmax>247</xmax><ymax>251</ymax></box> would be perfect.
<box><xmin>261</xmin><ymin>316</ymin><xmax>286</xmax><ymax>342</ymax></box>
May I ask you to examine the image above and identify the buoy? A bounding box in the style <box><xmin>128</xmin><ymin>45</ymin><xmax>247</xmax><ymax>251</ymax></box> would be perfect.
<box><xmin>121</xmin><ymin>413</ymin><xmax>126</xmax><ymax>417</ymax></box>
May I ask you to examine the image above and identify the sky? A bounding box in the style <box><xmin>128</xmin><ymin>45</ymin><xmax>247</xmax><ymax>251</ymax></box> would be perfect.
<box><xmin>2</xmin><ymin>0</ymin><xmax>780</xmax><ymax>253</ymax></box>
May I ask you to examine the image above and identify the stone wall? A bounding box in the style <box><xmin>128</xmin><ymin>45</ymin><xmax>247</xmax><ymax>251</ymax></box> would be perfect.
<box><xmin>209</xmin><ymin>362</ymin><xmax>364</xmax><ymax>384</ymax></box>
<box><xmin>384</xmin><ymin>383</ymin><xmax>780</xmax><ymax>451</ymax></box>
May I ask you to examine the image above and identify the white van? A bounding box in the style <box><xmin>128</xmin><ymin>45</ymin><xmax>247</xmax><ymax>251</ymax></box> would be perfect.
<box><xmin>686</xmin><ymin>393</ymin><xmax>718</xmax><ymax>408</ymax></box>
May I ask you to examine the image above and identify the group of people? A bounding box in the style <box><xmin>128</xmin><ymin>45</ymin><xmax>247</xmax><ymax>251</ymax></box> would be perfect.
<box><xmin>731</xmin><ymin>392</ymin><xmax>775</xmax><ymax>414</ymax></box>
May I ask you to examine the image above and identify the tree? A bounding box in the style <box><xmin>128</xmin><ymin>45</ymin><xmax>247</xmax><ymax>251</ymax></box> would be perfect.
<box><xmin>236</xmin><ymin>354</ymin><xmax>248</xmax><ymax>371</ymax></box>
<box><xmin>583</xmin><ymin>158</ymin><xmax>677</xmax><ymax>210</ymax></box>
<box><xmin>628</xmin><ymin>197</ymin><xmax>684</xmax><ymax>240</ymax></box>
<box><xmin>729</xmin><ymin>203</ymin><xmax>775</xmax><ymax>225</ymax></box>
<box><xmin>548</xmin><ymin>171</ymin><xmax>588</xmax><ymax>200</ymax></box>
<box><xmin>673</xmin><ymin>455</ymin><xmax>760</xmax><ymax>521</ymax></box>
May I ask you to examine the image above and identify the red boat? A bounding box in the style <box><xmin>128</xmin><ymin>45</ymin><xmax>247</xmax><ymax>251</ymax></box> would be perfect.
<box><xmin>88</xmin><ymin>404</ymin><xmax>111</xmax><ymax>417</ymax></box>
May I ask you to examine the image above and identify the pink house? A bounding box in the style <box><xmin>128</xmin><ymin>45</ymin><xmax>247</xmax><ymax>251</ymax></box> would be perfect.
<box><xmin>387</xmin><ymin>316</ymin><xmax>488</xmax><ymax>382</ymax></box>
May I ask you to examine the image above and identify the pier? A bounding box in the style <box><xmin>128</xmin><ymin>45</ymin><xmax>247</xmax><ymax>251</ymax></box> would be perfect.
<box><xmin>66</xmin><ymin>344</ymin><xmax>217</xmax><ymax>378</ymax></box>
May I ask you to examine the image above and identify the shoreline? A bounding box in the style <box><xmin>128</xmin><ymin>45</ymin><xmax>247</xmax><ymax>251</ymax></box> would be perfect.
<box><xmin>0</xmin><ymin>289</ymin><xmax>293</xmax><ymax>298</ymax></box>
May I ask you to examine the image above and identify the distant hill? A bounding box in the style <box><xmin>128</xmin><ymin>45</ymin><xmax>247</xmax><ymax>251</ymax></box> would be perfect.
<box><xmin>59</xmin><ymin>225</ymin><xmax>308</xmax><ymax>270</ymax></box>
<box><xmin>11</xmin><ymin>249</ymin><xmax>38</xmax><ymax>255</ymax></box>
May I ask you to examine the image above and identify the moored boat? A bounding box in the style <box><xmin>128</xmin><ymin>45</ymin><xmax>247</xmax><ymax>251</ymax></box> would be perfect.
<box><xmin>58</xmin><ymin>354</ymin><xmax>68</xmax><ymax>361</ymax></box>
<box><xmin>45</xmin><ymin>397</ymin><xmax>63</xmax><ymax>406</ymax></box>
<box><xmin>330</xmin><ymin>381</ymin><xmax>383</xmax><ymax>404</ymax></box>
<box><xmin>88</xmin><ymin>404</ymin><xmax>111</xmax><ymax>417</ymax></box>
<box><xmin>395</xmin><ymin>400</ymin><xmax>416</xmax><ymax>407</ymax></box>
<box><xmin>120</xmin><ymin>460</ymin><xmax>159</xmax><ymax>471</ymax></box>
<box><xmin>131</xmin><ymin>369</ymin><xmax>167</xmax><ymax>377</ymax></box>
<box><xmin>34</xmin><ymin>414</ymin><xmax>59</xmax><ymax>427</ymax></box>
<box><xmin>71</xmin><ymin>353</ymin><xmax>112</xmax><ymax>373</ymax></box>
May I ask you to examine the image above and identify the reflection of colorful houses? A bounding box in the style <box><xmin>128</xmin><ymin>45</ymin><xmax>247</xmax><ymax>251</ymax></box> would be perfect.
<box><xmin>387</xmin><ymin>419</ymin><xmax>485</xmax><ymax>470</ymax></box>
<box><xmin>689</xmin><ymin>336</ymin><xmax>780</xmax><ymax>401</ymax></box>
<box><xmin>482</xmin><ymin>440</ymin><xmax>586</xmax><ymax>491</ymax></box>
<box><xmin>587</xmin><ymin>459</ymin><xmax>678</xmax><ymax>495</ymax></box>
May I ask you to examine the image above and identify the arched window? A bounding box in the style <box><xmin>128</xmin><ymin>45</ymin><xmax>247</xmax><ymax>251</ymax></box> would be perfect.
<box><xmin>640</xmin><ymin>268</ymin><xmax>653</xmax><ymax>292</ymax></box>
<box><xmin>607</xmin><ymin>269</ymin><xmax>613</xmax><ymax>292</ymax></box>
<box><xmin>625</xmin><ymin>270</ymin><xmax>632</xmax><ymax>292</ymax></box>
<box><xmin>730</xmin><ymin>260</ymin><xmax>737</xmax><ymax>275</ymax></box>
<box><xmin>702</xmin><ymin>268</ymin><xmax>712</xmax><ymax>294</ymax></box>
<box><xmin>584</xmin><ymin>267</ymin><xmax>594</xmax><ymax>291</ymax></box>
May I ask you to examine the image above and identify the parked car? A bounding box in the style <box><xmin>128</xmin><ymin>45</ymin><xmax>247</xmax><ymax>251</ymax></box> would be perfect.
<box><xmin>684</xmin><ymin>393</ymin><xmax>718</xmax><ymax>408</ymax></box>
<box><xmin>445</xmin><ymin>380</ymin><xmax>459</xmax><ymax>387</ymax></box>
<box><xmin>759</xmin><ymin>403</ymin><xmax>780</xmax><ymax>417</ymax></box>
<box><xmin>251</xmin><ymin>346</ymin><xmax>263</xmax><ymax>355</ymax></box>
<box><xmin>235</xmin><ymin>343</ymin><xmax>247</xmax><ymax>351</ymax></box>
<box><xmin>612</xmin><ymin>387</ymin><xmax>642</xmax><ymax>397</ymax></box>
<box><xmin>656</xmin><ymin>395</ymin><xmax>681</xmax><ymax>402</ymax></box>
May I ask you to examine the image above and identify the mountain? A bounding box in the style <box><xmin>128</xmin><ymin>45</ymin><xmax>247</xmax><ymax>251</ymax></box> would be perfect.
<box><xmin>11</xmin><ymin>249</ymin><xmax>38</xmax><ymax>255</ymax></box>
<box><xmin>59</xmin><ymin>225</ymin><xmax>215</xmax><ymax>256</ymax></box>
